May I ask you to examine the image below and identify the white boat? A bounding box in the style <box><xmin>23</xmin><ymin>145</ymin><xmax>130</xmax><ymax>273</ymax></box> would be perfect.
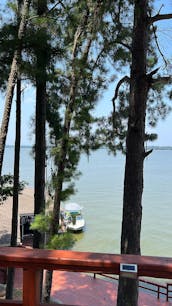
<box><xmin>63</xmin><ymin>203</ymin><xmax>85</xmax><ymax>232</ymax></box>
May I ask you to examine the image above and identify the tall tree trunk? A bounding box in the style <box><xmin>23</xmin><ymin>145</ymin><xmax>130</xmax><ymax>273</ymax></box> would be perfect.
<box><xmin>0</xmin><ymin>0</ymin><xmax>31</xmax><ymax>176</ymax></box>
<box><xmin>33</xmin><ymin>0</ymin><xmax>47</xmax><ymax>302</ymax></box>
<box><xmin>33</xmin><ymin>78</ymin><xmax>46</xmax><ymax>249</ymax></box>
<box><xmin>117</xmin><ymin>1</ymin><xmax>149</xmax><ymax>305</ymax></box>
<box><xmin>33</xmin><ymin>0</ymin><xmax>47</xmax><ymax>249</ymax></box>
<box><xmin>43</xmin><ymin>65</ymin><xmax>77</xmax><ymax>304</ymax></box>
<box><xmin>43</xmin><ymin>3</ymin><xmax>104</xmax><ymax>301</ymax></box>
<box><xmin>6</xmin><ymin>0</ymin><xmax>24</xmax><ymax>298</ymax></box>
<box><xmin>43</xmin><ymin>4</ymin><xmax>94</xmax><ymax>302</ymax></box>
<box><xmin>6</xmin><ymin>77</ymin><xmax>21</xmax><ymax>299</ymax></box>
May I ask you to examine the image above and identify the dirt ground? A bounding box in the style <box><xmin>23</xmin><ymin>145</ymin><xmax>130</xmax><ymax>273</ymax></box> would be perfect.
<box><xmin>0</xmin><ymin>188</ymin><xmax>34</xmax><ymax>245</ymax></box>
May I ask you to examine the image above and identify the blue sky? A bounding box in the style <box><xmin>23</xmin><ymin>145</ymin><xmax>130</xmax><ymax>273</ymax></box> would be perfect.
<box><xmin>0</xmin><ymin>0</ymin><xmax>172</xmax><ymax>147</ymax></box>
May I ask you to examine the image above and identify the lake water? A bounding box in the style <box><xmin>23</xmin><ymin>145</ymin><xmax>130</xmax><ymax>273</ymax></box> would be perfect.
<box><xmin>2</xmin><ymin>146</ymin><xmax>172</xmax><ymax>257</ymax></box>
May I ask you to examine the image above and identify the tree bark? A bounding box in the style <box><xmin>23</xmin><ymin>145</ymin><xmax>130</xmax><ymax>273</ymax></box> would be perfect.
<box><xmin>42</xmin><ymin>43</ymin><xmax>78</xmax><ymax>305</ymax></box>
<box><xmin>0</xmin><ymin>0</ymin><xmax>31</xmax><ymax>176</ymax></box>
<box><xmin>33</xmin><ymin>0</ymin><xmax>47</xmax><ymax>250</ymax></box>
<box><xmin>42</xmin><ymin>3</ymin><xmax>99</xmax><ymax>302</ymax></box>
<box><xmin>6</xmin><ymin>0</ymin><xmax>25</xmax><ymax>299</ymax></box>
<box><xmin>33</xmin><ymin>77</ymin><xmax>46</xmax><ymax>248</ymax></box>
<box><xmin>117</xmin><ymin>1</ymin><xmax>149</xmax><ymax>305</ymax></box>
<box><xmin>32</xmin><ymin>1</ymin><xmax>47</xmax><ymax>302</ymax></box>
<box><xmin>6</xmin><ymin>77</ymin><xmax>21</xmax><ymax>299</ymax></box>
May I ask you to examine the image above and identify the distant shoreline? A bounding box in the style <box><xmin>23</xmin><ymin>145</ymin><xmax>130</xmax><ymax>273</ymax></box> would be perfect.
<box><xmin>5</xmin><ymin>145</ymin><xmax>172</xmax><ymax>150</ymax></box>
<box><xmin>148</xmin><ymin>146</ymin><xmax>172</xmax><ymax>150</ymax></box>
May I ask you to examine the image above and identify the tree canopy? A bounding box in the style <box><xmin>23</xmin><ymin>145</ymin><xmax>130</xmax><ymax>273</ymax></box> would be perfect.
<box><xmin>0</xmin><ymin>0</ymin><xmax>172</xmax><ymax>304</ymax></box>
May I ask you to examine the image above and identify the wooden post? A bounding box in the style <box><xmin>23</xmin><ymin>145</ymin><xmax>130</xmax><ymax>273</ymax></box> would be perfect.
<box><xmin>157</xmin><ymin>284</ymin><xmax>160</xmax><ymax>299</ymax></box>
<box><xmin>166</xmin><ymin>283</ymin><xmax>170</xmax><ymax>302</ymax></box>
<box><xmin>23</xmin><ymin>269</ymin><xmax>41</xmax><ymax>306</ymax></box>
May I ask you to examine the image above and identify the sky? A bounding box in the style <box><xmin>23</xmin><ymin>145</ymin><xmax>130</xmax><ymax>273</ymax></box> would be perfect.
<box><xmin>0</xmin><ymin>0</ymin><xmax>172</xmax><ymax>147</ymax></box>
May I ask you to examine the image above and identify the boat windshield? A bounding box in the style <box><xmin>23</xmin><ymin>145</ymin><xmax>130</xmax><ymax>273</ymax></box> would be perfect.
<box><xmin>76</xmin><ymin>215</ymin><xmax>82</xmax><ymax>220</ymax></box>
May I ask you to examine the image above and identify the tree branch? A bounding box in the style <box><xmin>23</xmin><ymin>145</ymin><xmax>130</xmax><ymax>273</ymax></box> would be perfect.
<box><xmin>147</xmin><ymin>67</ymin><xmax>160</xmax><ymax>78</ymax></box>
<box><xmin>111</xmin><ymin>76</ymin><xmax>130</xmax><ymax>129</ymax></box>
<box><xmin>149</xmin><ymin>13</ymin><xmax>172</xmax><ymax>24</ymax></box>
<box><xmin>112</xmin><ymin>76</ymin><xmax>130</xmax><ymax>104</ymax></box>
<box><xmin>157</xmin><ymin>4</ymin><xmax>164</xmax><ymax>15</ymax></box>
<box><xmin>48</xmin><ymin>1</ymin><xmax>66</xmax><ymax>14</ymax></box>
<box><xmin>151</xmin><ymin>22</ymin><xmax>168</xmax><ymax>66</ymax></box>
<box><xmin>144</xmin><ymin>149</ymin><xmax>153</xmax><ymax>158</ymax></box>
<box><xmin>118</xmin><ymin>41</ymin><xmax>132</xmax><ymax>51</ymax></box>
<box><xmin>151</xmin><ymin>76</ymin><xmax>172</xmax><ymax>85</ymax></box>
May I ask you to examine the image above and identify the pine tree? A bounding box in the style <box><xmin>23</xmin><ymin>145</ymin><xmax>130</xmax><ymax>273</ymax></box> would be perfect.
<box><xmin>4</xmin><ymin>0</ymin><xmax>24</xmax><ymax>298</ymax></box>
<box><xmin>0</xmin><ymin>0</ymin><xmax>31</xmax><ymax>176</ymax></box>
<box><xmin>43</xmin><ymin>0</ymin><xmax>126</xmax><ymax>301</ymax></box>
<box><xmin>116</xmin><ymin>1</ymin><xmax>172</xmax><ymax>305</ymax></box>
<box><xmin>32</xmin><ymin>0</ymin><xmax>47</xmax><ymax>250</ymax></box>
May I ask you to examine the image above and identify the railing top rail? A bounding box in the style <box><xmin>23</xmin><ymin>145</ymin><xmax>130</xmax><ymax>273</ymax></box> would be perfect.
<box><xmin>0</xmin><ymin>247</ymin><xmax>172</xmax><ymax>279</ymax></box>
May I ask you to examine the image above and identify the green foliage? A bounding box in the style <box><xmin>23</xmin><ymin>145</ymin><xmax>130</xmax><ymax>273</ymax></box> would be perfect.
<box><xmin>47</xmin><ymin>179</ymin><xmax>78</xmax><ymax>202</ymax></box>
<box><xmin>46</xmin><ymin>232</ymin><xmax>75</xmax><ymax>250</ymax></box>
<box><xmin>30</xmin><ymin>212</ymin><xmax>52</xmax><ymax>232</ymax></box>
<box><xmin>30</xmin><ymin>212</ymin><xmax>76</xmax><ymax>250</ymax></box>
<box><xmin>0</xmin><ymin>23</ymin><xmax>18</xmax><ymax>89</ymax></box>
<box><xmin>145</xmin><ymin>133</ymin><xmax>158</xmax><ymax>142</ymax></box>
<box><xmin>147</xmin><ymin>86</ymin><xmax>172</xmax><ymax>128</ymax></box>
<box><xmin>6</xmin><ymin>2</ymin><xmax>17</xmax><ymax>13</ymax></box>
<box><xmin>45</xmin><ymin>0</ymin><xmax>135</xmax><ymax>196</ymax></box>
<box><xmin>0</xmin><ymin>174</ymin><xmax>26</xmax><ymax>204</ymax></box>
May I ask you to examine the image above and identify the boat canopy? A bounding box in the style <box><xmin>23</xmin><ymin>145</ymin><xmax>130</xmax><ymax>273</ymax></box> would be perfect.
<box><xmin>64</xmin><ymin>202</ymin><xmax>83</xmax><ymax>213</ymax></box>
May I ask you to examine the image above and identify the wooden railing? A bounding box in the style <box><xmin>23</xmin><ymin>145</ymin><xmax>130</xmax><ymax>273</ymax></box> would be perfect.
<box><xmin>167</xmin><ymin>283</ymin><xmax>172</xmax><ymax>301</ymax></box>
<box><xmin>94</xmin><ymin>274</ymin><xmax>172</xmax><ymax>302</ymax></box>
<box><xmin>139</xmin><ymin>278</ymin><xmax>171</xmax><ymax>301</ymax></box>
<box><xmin>0</xmin><ymin>247</ymin><xmax>172</xmax><ymax>306</ymax></box>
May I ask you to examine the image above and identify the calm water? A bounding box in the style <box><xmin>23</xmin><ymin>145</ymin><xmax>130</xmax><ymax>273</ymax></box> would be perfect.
<box><xmin>2</xmin><ymin>146</ymin><xmax>172</xmax><ymax>257</ymax></box>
